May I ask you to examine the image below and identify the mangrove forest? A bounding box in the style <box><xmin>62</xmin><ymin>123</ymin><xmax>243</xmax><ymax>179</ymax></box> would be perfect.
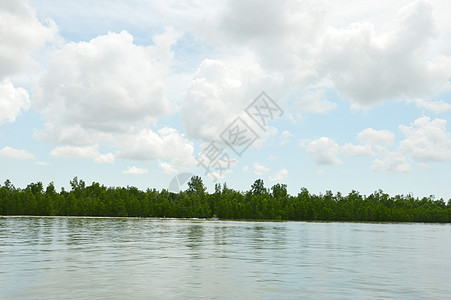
<box><xmin>0</xmin><ymin>177</ymin><xmax>450</xmax><ymax>223</ymax></box>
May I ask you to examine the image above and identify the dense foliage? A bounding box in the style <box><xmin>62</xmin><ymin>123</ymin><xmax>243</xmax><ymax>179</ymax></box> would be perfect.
<box><xmin>0</xmin><ymin>177</ymin><xmax>450</xmax><ymax>222</ymax></box>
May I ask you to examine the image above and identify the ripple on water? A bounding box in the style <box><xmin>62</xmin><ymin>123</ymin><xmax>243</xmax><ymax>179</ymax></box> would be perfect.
<box><xmin>0</xmin><ymin>217</ymin><xmax>450</xmax><ymax>299</ymax></box>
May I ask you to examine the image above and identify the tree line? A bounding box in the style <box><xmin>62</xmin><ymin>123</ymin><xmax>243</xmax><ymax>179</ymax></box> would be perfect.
<box><xmin>0</xmin><ymin>176</ymin><xmax>450</xmax><ymax>222</ymax></box>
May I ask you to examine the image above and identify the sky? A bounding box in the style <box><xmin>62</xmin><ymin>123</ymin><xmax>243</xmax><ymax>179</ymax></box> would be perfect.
<box><xmin>1</xmin><ymin>0</ymin><xmax>451</xmax><ymax>199</ymax></box>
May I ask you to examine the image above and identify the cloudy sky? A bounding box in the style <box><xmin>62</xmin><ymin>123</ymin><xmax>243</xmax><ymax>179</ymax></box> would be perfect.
<box><xmin>1</xmin><ymin>0</ymin><xmax>451</xmax><ymax>198</ymax></box>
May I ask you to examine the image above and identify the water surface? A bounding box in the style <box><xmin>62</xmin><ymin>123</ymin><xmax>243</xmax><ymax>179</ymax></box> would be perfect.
<box><xmin>1</xmin><ymin>217</ymin><xmax>450</xmax><ymax>299</ymax></box>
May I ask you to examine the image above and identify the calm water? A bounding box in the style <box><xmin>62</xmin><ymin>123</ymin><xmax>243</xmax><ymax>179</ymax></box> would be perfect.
<box><xmin>0</xmin><ymin>217</ymin><xmax>450</xmax><ymax>299</ymax></box>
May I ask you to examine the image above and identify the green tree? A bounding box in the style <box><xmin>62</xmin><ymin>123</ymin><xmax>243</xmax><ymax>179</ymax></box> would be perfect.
<box><xmin>271</xmin><ymin>183</ymin><xmax>287</xmax><ymax>199</ymax></box>
<box><xmin>251</xmin><ymin>179</ymin><xmax>267</xmax><ymax>195</ymax></box>
<box><xmin>187</xmin><ymin>176</ymin><xmax>206</xmax><ymax>196</ymax></box>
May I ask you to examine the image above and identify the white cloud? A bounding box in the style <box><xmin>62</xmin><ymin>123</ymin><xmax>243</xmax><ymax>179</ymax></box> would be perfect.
<box><xmin>208</xmin><ymin>0</ymin><xmax>451</xmax><ymax>108</ymax></box>
<box><xmin>50</xmin><ymin>145</ymin><xmax>98</xmax><ymax>158</ymax></box>
<box><xmin>326</xmin><ymin>1</ymin><xmax>451</xmax><ymax>107</ymax></box>
<box><xmin>306</xmin><ymin>137</ymin><xmax>342</xmax><ymax>165</ymax></box>
<box><xmin>0</xmin><ymin>0</ymin><xmax>56</xmax><ymax>126</ymax></box>
<box><xmin>117</xmin><ymin>127</ymin><xmax>194</xmax><ymax>161</ymax></box>
<box><xmin>158</xmin><ymin>156</ymin><xmax>198</xmax><ymax>175</ymax></box>
<box><xmin>158</xmin><ymin>161</ymin><xmax>180</xmax><ymax>174</ymax></box>
<box><xmin>253</xmin><ymin>162</ymin><xmax>270</xmax><ymax>176</ymax></box>
<box><xmin>281</xmin><ymin>130</ymin><xmax>292</xmax><ymax>139</ymax></box>
<box><xmin>280</xmin><ymin>130</ymin><xmax>293</xmax><ymax>146</ymax></box>
<box><xmin>33</xmin><ymin>123</ymin><xmax>113</xmax><ymax>146</ymax></box>
<box><xmin>180</xmin><ymin>54</ymin><xmax>282</xmax><ymax>142</ymax></box>
<box><xmin>123</xmin><ymin>166</ymin><xmax>148</xmax><ymax>175</ymax></box>
<box><xmin>94</xmin><ymin>153</ymin><xmax>115</xmax><ymax>164</ymax></box>
<box><xmin>253</xmin><ymin>126</ymin><xmax>279</xmax><ymax>149</ymax></box>
<box><xmin>340</xmin><ymin>116</ymin><xmax>451</xmax><ymax>171</ymax></box>
<box><xmin>295</xmin><ymin>89</ymin><xmax>337</xmax><ymax>114</ymax></box>
<box><xmin>116</xmin><ymin>127</ymin><xmax>197</xmax><ymax>174</ymax></box>
<box><xmin>349</xmin><ymin>116</ymin><xmax>451</xmax><ymax>172</ymax></box>
<box><xmin>341</xmin><ymin>143</ymin><xmax>375</xmax><ymax>157</ymax></box>
<box><xmin>407</xmin><ymin>98</ymin><xmax>451</xmax><ymax>113</ymax></box>
<box><xmin>34</xmin><ymin>29</ymin><xmax>178</xmax><ymax>142</ymax></box>
<box><xmin>399</xmin><ymin>116</ymin><xmax>451</xmax><ymax>162</ymax></box>
<box><xmin>0</xmin><ymin>78</ymin><xmax>30</xmax><ymax>125</ymax></box>
<box><xmin>316</xmin><ymin>1</ymin><xmax>451</xmax><ymax>107</ymax></box>
<box><xmin>50</xmin><ymin>145</ymin><xmax>114</xmax><ymax>163</ymax></box>
<box><xmin>214</xmin><ymin>0</ymin><xmax>327</xmax><ymax>74</ymax></box>
<box><xmin>34</xmin><ymin>161</ymin><xmax>50</xmax><ymax>166</ymax></box>
<box><xmin>207</xmin><ymin>170</ymin><xmax>228</xmax><ymax>181</ymax></box>
<box><xmin>0</xmin><ymin>146</ymin><xmax>34</xmax><ymax>160</ymax></box>
<box><xmin>371</xmin><ymin>152</ymin><xmax>411</xmax><ymax>173</ymax></box>
<box><xmin>0</xmin><ymin>0</ymin><xmax>57</xmax><ymax>78</ymax></box>
<box><xmin>357</xmin><ymin>128</ymin><xmax>395</xmax><ymax>146</ymax></box>
<box><xmin>270</xmin><ymin>168</ymin><xmax>288</xmax><ymax>181</ymax></box>
<box><xmin>30</xmin><ymin>28</ymin><xmax>203</xmax><ymax>167</ymax></box>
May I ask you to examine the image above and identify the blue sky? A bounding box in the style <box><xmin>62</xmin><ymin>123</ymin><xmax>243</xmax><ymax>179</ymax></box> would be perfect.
<box><xmin>1</xmin><ymin>0</ymin><xmax>451</xmax><ymax>199</ymax></box>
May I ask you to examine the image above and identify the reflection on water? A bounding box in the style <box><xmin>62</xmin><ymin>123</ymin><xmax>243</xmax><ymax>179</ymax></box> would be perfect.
<box><xmin>0</xmin><ymin>217</ymin><xmax>450</xmax><ymax>299</ymax></box>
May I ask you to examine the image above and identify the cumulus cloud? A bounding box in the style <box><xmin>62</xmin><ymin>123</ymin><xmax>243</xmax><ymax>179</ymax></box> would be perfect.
<box><xmin>343</xmin><ymin>116</ymin><xmax>451</xmax><ymax>171</ymax></box>
<box><xmin>317</xmin><ymin>1</ymin><xmax>450</xmax><ymax>107</ymax></box>
<box><xmin>341</xmin><ymin>143</ymin><xmax>375</xmax><ymax>157</ymax></box>
<box><xmin>218</xmin><ymin>0</ymin><xmax>295</xmax><ymax>44</ymax></box>
<box><xmin>209</xmin><ymin>0</ymin><xmax>451</xmax><ymax>108</ymax></box>
<box><xmin>33</xmin><ymin>123</ymin><xmax>113</xmax><ymax>146</ymax></box>
<box><xmin>371</xmin><ymin>152</ymin><xmax>411</xmax><ymax>173</ymax></box>
<box><xmin>0</xmin><ymin>0</ymin><xmax>57</xmax><ymax>78</ymax></box>
<box><xmin>0</xmin><ymin>0</ymin><xmax>56</xmax><ymax>125</ymax></box>
<box><xmin>180</xmin><ymin>55</ymin><xmax>275</xmax><ymax>142</ymax></box>
<box><xmin>306</xmin><ymin>137</ymin><xmax>342</xmax><ymax>165</ymax></box>
<box><xmin>50</xmin><ymin>145</ymin><xmax>114</xmax><ymax>163</ymax></box>
<box><xmin>115</xmin><ymin>127</ymin><xmax>197</xmax><ymax>173</ymax></box>
<box><xmin>253</xmin><ymin>162</ymin><xmax>270</xmax><ymax>175</ymax></box>
<box><xmin>399</xmin><ymin>116</ymin><xmax>451</xmax><ymax>162</ymax></box>
<box><xmin>180</xmin><ymin>58</ymin><xmax>239</xmax><ymax>141</ymax></box>
<box><xmin>117</xmin><ymin>127</ymin><xmax>194</xmax><ymax>161</ymax></box>
<box><xmin>270</xmin><ymin>168</ymin><xmax>288</xmax><ymax>181</ymax></box>
<box><xmin>123</xmin><ymin>166</ymin><xmax>148</xmax><ymax>175</ymax></box>
<box><xmin>333</xmin><ymin>1</ymin><xmax>450</xmax><ymax>107</ymax></box>
<box><xmin>407</xmin><ymin>98</ymin><xmax>451</xmax><ymax>113</ymax></box>
<box><xmin>94</xmin><ymin>153</ymin><xmax>115</xmax><ymax>164</ymax></box>
<box><xmin>295</xmin><ymin>89</ymin><xmax>337</xmax><ymax>114</ymax></box>
<box><xmin>0</xmin><ymin>79</ymin><xmax>30</xmax><ymax>125</ymax></box>
<box><xmin>157</xmin><ymin>156</ymin><xmax>198</xmax><ymax>174</ymax></box>
<box><xmin>30</xmin><ymin>28</ymin><xmax>202</xmax><ymax>168</ymax></box>
<box><xmin>215</xmin><ymin>0</ymin><xmax>327</xmax><ymax>74</ymax></box>
<box><xmin>34</xmin><ymin>30</ymin><xmax>176</xmax><ymax>138</ymax></box>
<box><xmin>316</xmin><ymin>116</ymin><xmax>451</xmax><ymax>171</ymax></box>
<box><xmin>357</xmin><ymin>128</ymin><xmax>395</xmax><ymax>146</ymax></box>
<box><xmin>158</xmin><ymin>161</ymin><xmax>180</xmax><ymax>174</ymax></box>
<box><xmin>0</xmin><ymin>146</ymin><xmax>34</xmax><ymax>160</ymax></box>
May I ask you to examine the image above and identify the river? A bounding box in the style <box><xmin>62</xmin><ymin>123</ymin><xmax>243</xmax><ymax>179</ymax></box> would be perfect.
<box><xmin>0</xmin><ymin>217</ymin><xmax>450</xmax><ymax>299</ymax></box>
